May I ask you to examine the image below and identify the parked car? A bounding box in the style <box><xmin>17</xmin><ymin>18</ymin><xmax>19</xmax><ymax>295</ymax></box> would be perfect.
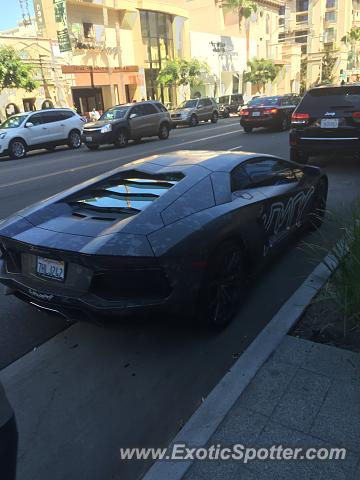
<box><xmin>239</xmin><ymin>95</ymin><xmax>301</xmax><ymax>133</ymax></box>
<box><xmin>0</xmin><ymin>381</ymin><xmax>17</xmax><ymax>480</ymax></box>
<box><xmin>170</xmin><ymin>97</ymin><xmax>218</xmax><ymax>127</ymax></box>
<box><xmin>290</xmin><ymin>84</ymin><xmax>360</xmax><ymax>163</ymax></box>
<box><xmin>0</xmin><ymin>109</ymin><xmax>84</xmax><ymax>159</ymax></box>
<box><xmin>0</xmin><ymin>151</ymin><xmax>327</xmax><ymax>328</ymax></box>
<box><xmin>82</xmin><ymin>101</ymin><xmax>171</xmax><ymax>150</ymax></box>
<box><xmin>216</xmin><ymin>94</ymin><xmax>244</xmax><ymax>118</ymax></box>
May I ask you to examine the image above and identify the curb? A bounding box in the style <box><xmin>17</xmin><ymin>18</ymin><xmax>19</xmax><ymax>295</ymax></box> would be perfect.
<box><xmin>142</xmin><ymin>252</ymin><xmax>337</xmax><ymax>480</ymax></box>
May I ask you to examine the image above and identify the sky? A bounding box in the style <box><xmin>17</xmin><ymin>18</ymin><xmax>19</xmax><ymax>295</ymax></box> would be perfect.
<box><xmin>0</xmin><ymin>1</ymin><xmax>34</xmax><ymax>31</ymax></box>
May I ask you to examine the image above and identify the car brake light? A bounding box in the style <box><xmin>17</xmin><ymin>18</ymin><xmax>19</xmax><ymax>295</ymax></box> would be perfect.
<box><xmin>264</xmin><ymin>108</ymin><xmax>278</xmax><ymax>115</ymax></box>
<box><xmin>241</xmin><ymin>109</ymin><xmax>250</xmax><ymax>116</ymax></box>
<box><xmin>352</xmin><ymin>112</ymin><xmax>360</xmax><ymax>122</ymax></box>
<box><xmin>292</xmin><ymin>113</ymin><xmax>310</xmax><ymax>121</ymax></box>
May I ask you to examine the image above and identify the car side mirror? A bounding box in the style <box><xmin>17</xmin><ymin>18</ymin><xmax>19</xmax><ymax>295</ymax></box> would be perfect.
<box><xmin>26</xmin><ymin>122</ymin><xmax>34</xmax><ymax>128</ymax></box>
<box><xmin>197</xmin><ymin>105</ymin><xmax>201</xmax><ymax>109</ymax></box>
<box><xmin>129</xmin><ymin>113</ymin><xmax>137</xmax><ymax>119</ymax></box>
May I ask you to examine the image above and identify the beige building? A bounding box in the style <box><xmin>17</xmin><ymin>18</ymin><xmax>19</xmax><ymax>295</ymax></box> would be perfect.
<box><xmin>186</xmin><ymin>0</ymin><xmax>300</xmax><ymax>99</ymax></box>
<box><xmin>0</xmin><ymin>24</ymin><xmax>69</xmax><ymax>120</ymax></box>
<box><xmin>279</xmin><ymin>0</ymin><xmax>359</xmax><ymax>89</ymax></box>
<box><xmin>39</xmin><ymin>0</ymin><xmax>190</xmax><ymax>113</ymax></box>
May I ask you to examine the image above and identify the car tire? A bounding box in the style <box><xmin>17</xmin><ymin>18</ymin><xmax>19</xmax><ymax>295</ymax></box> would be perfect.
<box><xmin>189</xmin><ymin>114</ymin><xmax>198</xmax><ymax>127</ymax></box>
<box><xmin>67</xmin><ymin>130</ymin><xmax>82</xmax><ymax>149</ymax></box>
<box><xmin>86</xmin><ymin>144</ymin><xmax>99</xmax><ymax>151</ymax></box>
<box><xmin>211</xmin><ymin>111</ymin><xmax>219</xmax><ymax>124</ymax></box>
<box><xmin>158</xmin><ymin>123</ymin><xmax>170</xmax><ymax>140</ymax></box>
<box><xmin>224</xmin><ymin>109</ymin><xmax>230</xmax><ymax>118</ymax></box>
<box><xmin>290</xmin><ymin>148</ymin><xmax>309</xmax><ymax>164</ymax></box>
<box><xmin>308</xmin><ymin>178</ymin><xmax>328</xmax><ymax>231</ymax></box>
<box><xmin>8</xmin><ymin>138</ymin><xmax>27</xmax><ymax>159</ymax></box>
<box><xmin>197</xmin><ymin>240</ymin><xmax>246</xmax><ymax>329</ymax></box>
<box><xmin>243</xmin><ymin>126</ymin><xmax>253</xmax><ymax>133</ymax></box>
<box><xmin>114</xmin><ymin>129</ymin><xmax>129</xmax><ymax>148</ymax></box>
<box><xmin>46</xmin><ymin>146</ymin><xmax>56</xmax><ymax>152</ymax></box>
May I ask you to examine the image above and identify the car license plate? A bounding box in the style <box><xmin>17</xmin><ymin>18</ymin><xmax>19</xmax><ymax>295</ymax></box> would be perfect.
<box><xmin>252</xmin><ymin>112</ymin><xmax>261</xmax><ymax>117</ymax></box>
<box><xmin>36</xmin><ymin>257</ymin><xmax>65</xmax><ymax>282</ymax></box>
<box><xmin>86</xmin><ymin>136</ymin><xmax>93</xmax><ymax>142</ymax></box>
<box><xmin>321</xmin><ymin>118</ymin><xmax>339</xmax><ymax>128</ymax></box>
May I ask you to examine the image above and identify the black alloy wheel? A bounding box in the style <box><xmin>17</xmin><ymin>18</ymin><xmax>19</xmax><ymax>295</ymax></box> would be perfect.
<box><xmin>199</xmin><ymin>241</ymin><xmax>246</xmax><ymax>328</ymax></box>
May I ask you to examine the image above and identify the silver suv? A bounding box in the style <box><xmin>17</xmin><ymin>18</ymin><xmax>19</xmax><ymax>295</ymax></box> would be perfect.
<box><xmin>82</xmin><ymin>101</ymin><xmax>171</xmax><ymax>150</ymax></box>
<box><xmin>0</xmin><ymin>109</ymin><xmax>84</xmax><ymax>159</ymax></box>
<box><xmin>170</xmin><ymin>97</ymin><xmax>219</xmax><ymax>127</ymax></box>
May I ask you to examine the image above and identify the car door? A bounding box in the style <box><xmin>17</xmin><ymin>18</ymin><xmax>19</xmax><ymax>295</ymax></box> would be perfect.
<box><xmin>196</xmin><ymin>99</ymin><xmax>208</xmax><ymax>121</ymax></box>
<box><xmin>128</xmin><ymin>105</ymin><xmax>147</xmax><ymax>138</ymax></box>
<box><xmin>41</xmin><ymin>111</ymin><xmax>66</xmax><ymax>142</ymax></box>
<box><xmin>141</xmin><ymin>103</ymin><xmax>160</xmax><ymax>136</ymax></box>
<box><xmin>203</xmin><ymin>98</ymin><xmax>214</xmax><ymax>119</ymax></box>
<box><xmin>24</xmin><ymin>113</ymin><xmax>46</xmax><ymax>146</ymax></box>
<box><xmin>242</xmin><ymin>157</ymin><xmax>304</xmax><ymax>254</ymax></box>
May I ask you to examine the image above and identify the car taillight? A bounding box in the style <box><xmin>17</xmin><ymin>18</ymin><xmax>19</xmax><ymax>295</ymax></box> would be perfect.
<box><xmin>241</xmin><ymin>109</ymin><xmax>250</xmax><ymax>116</ymax></box>
<box><xmin>352</xmin><ymin>112</ymin><xmax>360</xmax><ymax>122</ymax></box>
<box><xmin>292</xmin><ymin>113</ymin><xmax>310</xmax><ymax>123</ymax></box>
<box><xmin>264</xmin><ymin>108</ymin><xmax>278</xmax><ymax>115</ymax></box>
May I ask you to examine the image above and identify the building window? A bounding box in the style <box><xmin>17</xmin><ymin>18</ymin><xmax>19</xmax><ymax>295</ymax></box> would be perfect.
<box><xmin>140</xmin><ymin>10</ymin><xmax>175</xmax><ymax>104</ymax></box>
<box><xmin>324</xmin><ymin>28</ymin><xmax>336</xmax><ymax>43</ymax></box>
<box><xmin>325</xmin><ymin>11</ymin><xmax>336</xmax><ymax>22</ymax></box>
<box><xmin>279</xmin><ymin>17</ymin><xmax>285</xmax><ymax>26</ymax></box>
<box><xmin>296</xmin><ymin>14</ymin><xmax>308</xmax><ymax>23</ymax></box>
<box><xmin>279</xmin><ymin>5</ymin><xmax>285</xmax><ymax>15</ymax></box>
<box><xmin>83</xmin><ymin>22</ymin><xmax>94</xmax><ymax>39</ymax></box>
<box><xmin>295</xmin><ymin>30</ymin><xmax>308</xmax><ymax>43</ymax></box>
<box><xmin>326</xmin><ymin>0</ymin><xmax>336</xmax><ymax>8</ymax></box>
<box><xmin>278</xmin><ymin>33</ymin><xmax>285</xmax><ymax>43</ymax></box>
<box><xmin>266</xmin><ymin>14</ymin><xmax>270</xmax><ymax>34</ymax></box>
<box><xmin>296</xmin><ymin>0</ymin><xmax>309</xmax><ymax>12</ymax></box>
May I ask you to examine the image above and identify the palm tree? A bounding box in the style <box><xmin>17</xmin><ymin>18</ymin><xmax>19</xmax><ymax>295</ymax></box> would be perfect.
<box><xmin>215</xmin><ymin>0</ymin><xmax>258</xmax><ymax>62</ymax></box>
<box><xmin>342</xmin><ymin>27</ymin><xmax>360</xmax><ymax>69</ymax></box>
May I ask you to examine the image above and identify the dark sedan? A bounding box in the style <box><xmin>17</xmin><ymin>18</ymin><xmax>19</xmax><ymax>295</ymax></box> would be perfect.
<box><xmin>0</xmin><ymin>151</ymin><xmax>327</xmax><ymax>328</ymax></box>
<box><xmin>239</xmin><ymin>95</ymin><xmax>301</xmax><ymax>133</ymax></box>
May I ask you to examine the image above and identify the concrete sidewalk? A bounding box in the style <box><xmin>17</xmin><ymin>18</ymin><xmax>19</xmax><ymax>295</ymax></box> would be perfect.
<box><xmin>184</xmin><ymin>335</ymin><xmax>360</xmax><ymax>480</ymax></box>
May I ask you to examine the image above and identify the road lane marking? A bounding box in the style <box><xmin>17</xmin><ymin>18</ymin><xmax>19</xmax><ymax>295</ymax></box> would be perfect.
<box><xmin>0</xmin><ymin>129</ymin><xmax>242</xmax><ymax>189</ymax></box>
<box><xmin>228</xmin><ymin>145</ymin><xmax>244</xmax><ymax>151</ymax></box>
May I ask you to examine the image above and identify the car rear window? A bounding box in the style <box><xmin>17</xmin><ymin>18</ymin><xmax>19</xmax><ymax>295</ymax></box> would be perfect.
<box><xmin>299</xmin><ymin>86</ymin><xmax>360</xmax><ymax>111</ymax></box>
<box><xmin>68</xmin><ymin>171</ymin><xmax>184</xmax><ymax>216</ymax></box>
<box><xmin>248</xmin><ymin>96</ymin><xmax>280</xmax><ymax>106</ymax></box>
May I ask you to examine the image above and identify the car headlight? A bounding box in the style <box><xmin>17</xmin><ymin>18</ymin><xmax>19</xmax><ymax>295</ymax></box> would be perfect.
<box><xmin>0</xmin><ymin>132</ymin><xmax>7</xmax><ymax>140</ymax></box>
<box><xmin>101</xmin><ymin>124</ymin><xmax>112</xmax><ymax>134</ymax></box>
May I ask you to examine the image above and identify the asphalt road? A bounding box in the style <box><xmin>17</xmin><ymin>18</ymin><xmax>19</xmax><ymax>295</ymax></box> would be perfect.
<box><xmin>1</xmin><ymin>118</ymin><xmax>360</xmax><ymax>480</ymax></box>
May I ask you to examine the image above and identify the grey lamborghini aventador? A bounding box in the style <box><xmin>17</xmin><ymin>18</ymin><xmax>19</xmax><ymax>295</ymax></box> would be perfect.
<box><xmin>0</xmin><ymin>151</ymin><xmax>328</xmax><ymax>327</ymax></box>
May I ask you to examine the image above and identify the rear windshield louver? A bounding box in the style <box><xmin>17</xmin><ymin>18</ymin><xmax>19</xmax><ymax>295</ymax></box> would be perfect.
<box><xmin>68</xmin><ymin>171</ymin><xmax>184</xmax><ymax>216</ymax></box>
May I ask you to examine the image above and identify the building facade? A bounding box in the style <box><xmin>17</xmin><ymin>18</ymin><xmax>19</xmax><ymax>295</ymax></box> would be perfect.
<box><xmin>38</xmin><ymin>0</ymin><xmax>190</xmax><ymax>114</ymax></box>
<box><xmin>187</xmin><ymin>0</ymin><xmax>300</xmax><ymax>99</ymax></box>
<box><xmin>279</xmin><ymin>0</ymin><xmax>359</xmax><ymax>89</ymax></box>
<box><xmin>0</xmin><ymin>24</ymin><xmax>69</xmax><ymax>121</ymax></box>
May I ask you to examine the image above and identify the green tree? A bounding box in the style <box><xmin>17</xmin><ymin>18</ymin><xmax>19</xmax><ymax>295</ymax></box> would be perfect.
<box><xmin>215</xmin><ymin>0</ymin><xmax>258</xmax><ymax>62</ymax></box>
<box><xmin>0</xmin><ymin>46</ymin><xmax>38</xmax><ymax>92</ymax></box>
<box><xmin>243</xmin><ymin>58</ymin><xmax>281</xmax><ymax>94</ymax></box>
<box><xmin>157</xmin><ymin>58</ymin><xmax>210</xmax><ymax>92</ymax></box>
<box><xmin>319</xmin><ymin>45</ymin><xmax>337</xmax><ymax>85</ymax></box>
<box><xmin>342</xmin><ymin>27</ymin><xmax>360</xmax><ymax>69</ymax></box>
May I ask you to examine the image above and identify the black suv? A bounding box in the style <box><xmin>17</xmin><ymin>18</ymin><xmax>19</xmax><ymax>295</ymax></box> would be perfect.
<box><xmin>216</xmin><ymin>94</ymin><xmax>244</xmax><ymax>118</ymax></box>
<box><xmin>239</xmin><ymin>95</ymin><xmax>301</xmax><ymax>133</ymax></box>
<box><xmin>290</xmin><ymin>85</ymin><xmax>360</xmax><ymax>163</ymax></box>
